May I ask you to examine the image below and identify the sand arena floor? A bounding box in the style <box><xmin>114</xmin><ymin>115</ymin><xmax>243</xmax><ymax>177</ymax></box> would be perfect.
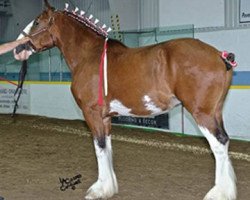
<box><xmin>0</xmin><ymin>114</ymin><xmax>249</xmax><ymax>200</ymax></box>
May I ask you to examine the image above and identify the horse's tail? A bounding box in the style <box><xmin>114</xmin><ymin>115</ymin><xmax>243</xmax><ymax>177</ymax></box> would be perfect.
<box><xmin>220</xmin><ymin>51</ymin><xmax>237</xmax><ymax>71</ymax></box>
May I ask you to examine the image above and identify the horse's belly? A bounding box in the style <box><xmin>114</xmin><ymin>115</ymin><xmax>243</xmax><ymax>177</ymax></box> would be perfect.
<box><xmin>109</xmin><ymin>95</ymin><xmax>180</xmax><ymax>117</ymax></box>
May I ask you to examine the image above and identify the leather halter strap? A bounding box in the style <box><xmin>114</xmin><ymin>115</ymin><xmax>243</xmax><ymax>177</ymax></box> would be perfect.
<box><xmin>27</xmin><ymin>14</ymin><xmax>56</xmax><ymax>52</ymax></box>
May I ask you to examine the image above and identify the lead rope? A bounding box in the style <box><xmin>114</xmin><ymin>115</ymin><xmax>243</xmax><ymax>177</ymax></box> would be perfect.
<box><xmin>98</xmin><ymin>38</ymin><xmax>108</xmax><ymax>106</ymax></box>
<box><xmin>12</xmin><ymin>60</ymin><xmax>28</xmax><ymax>117</ymax></box>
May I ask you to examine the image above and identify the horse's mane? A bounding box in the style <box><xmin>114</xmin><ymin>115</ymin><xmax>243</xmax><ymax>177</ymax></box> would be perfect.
<box><xmin>63</xmin><ymin>7</ymin><xmax>110</xmax><ymax>38</ymax></box>
<box><xmin>63</xmin><ymin>4</ymin><xmax>127</xmax><ymax>50</ymax></box>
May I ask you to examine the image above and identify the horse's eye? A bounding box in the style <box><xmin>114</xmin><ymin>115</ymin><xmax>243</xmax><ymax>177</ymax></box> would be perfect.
<box><xmin>34</xmin><ymin>21</ymin><xmax>39</xmax><ymax>26</ymax></box>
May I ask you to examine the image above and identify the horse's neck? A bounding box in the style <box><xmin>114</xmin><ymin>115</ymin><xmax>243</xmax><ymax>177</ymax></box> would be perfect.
<box><xmin>55</xmin><ymin>15</ymin><xmax>104</xmax><ymax>72</ymax></box>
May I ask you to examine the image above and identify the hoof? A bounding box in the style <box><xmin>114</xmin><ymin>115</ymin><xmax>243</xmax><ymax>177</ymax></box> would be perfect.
<box><xmin>203</xmin><ymin>186</ymin><xmax>236</xmax><ymax>200</ymax></box>
<box><xmin>85</xmin><ymin>180</ymin><xmax>118</xmax><ymax>200</ymax></box>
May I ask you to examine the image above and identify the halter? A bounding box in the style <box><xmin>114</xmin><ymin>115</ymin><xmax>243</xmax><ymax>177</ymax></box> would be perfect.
<box><xmin>26</xmin><ymin>13</ymin><xmax>57</xmax><ymax>52</ymax></box>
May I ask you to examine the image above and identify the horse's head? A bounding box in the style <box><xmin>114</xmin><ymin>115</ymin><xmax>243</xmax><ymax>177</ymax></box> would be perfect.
<box><xmin>14</xmin><ymin>0</ymin><xmax>57</xmax><ymax>61</ymax></box>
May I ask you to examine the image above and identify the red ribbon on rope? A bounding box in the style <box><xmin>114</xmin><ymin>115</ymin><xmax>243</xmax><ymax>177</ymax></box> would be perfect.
<box><xmin>98</xmin><ymin>39</ymin><xmax>108</xmax><ymax>106</ymax></box>
<box><xmin>221</xmin><ymin>51</ymin><xmax>237</xmax><ymax>67</ymax></box>
<box><xmin>0</xmin><ymin>76</ymin><xmax>18</xmax><ymax>86</ymax></box>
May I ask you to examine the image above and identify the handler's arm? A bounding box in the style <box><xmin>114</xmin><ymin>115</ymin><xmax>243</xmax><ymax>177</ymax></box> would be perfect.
<box><xmin>0</xmin><ymin>37</ymin><xmax>30</xmax><ymax>55</ymax></box>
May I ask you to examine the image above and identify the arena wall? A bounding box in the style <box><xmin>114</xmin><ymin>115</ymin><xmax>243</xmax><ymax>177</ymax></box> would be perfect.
<box><xmin>0</xmin><ymin>82</ymin><xmax>249</xmax><ymax>141</ymax></box>
<box><xmin>159</xmin><ymin>0</ymin><xmax>225</xmax><ymax>28</ymax></box>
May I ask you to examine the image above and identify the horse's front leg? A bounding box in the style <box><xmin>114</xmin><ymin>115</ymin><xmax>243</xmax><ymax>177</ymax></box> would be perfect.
<box><xmin>83</xmin><ymin>106</ymin><xmax>118</xmax><ymax>200</ymax></box>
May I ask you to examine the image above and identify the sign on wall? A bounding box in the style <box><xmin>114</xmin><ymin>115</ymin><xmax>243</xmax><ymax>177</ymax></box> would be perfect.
<box><xmin>112</xmin><ymin>113</ymin><xmax>169</xmax><ymax>130</ymax></box>
<box><xmin>240</xmin><ymin>0</ymin><xmax>250</xmax><ymax>23</ymax></box>
<box><xmin>0</xmin><ymin>84</ymin><xmax>30</xmax><ymax>114</ymax></box>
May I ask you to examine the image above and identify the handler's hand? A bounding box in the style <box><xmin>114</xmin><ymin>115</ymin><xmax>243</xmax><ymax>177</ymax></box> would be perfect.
<box><xmin>14</xmin><ymin>47</ymin><xmax>32</xmax><ymax>61</ymax></box>
<box><xmin>0</xmin><ymin>37</ymin><xmax>31</xmax><ymax>55</ymax></box>
<box><xmin>13</xmin><ymin>37</ymin><xmax>33</xmax><ymax>61</ymax></box>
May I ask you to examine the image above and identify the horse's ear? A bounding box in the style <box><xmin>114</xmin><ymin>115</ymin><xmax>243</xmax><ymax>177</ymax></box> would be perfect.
<box><xmin>44</xmin><ymin>0</ymin><xmax>52</xmax><ymax>10</ymax></box>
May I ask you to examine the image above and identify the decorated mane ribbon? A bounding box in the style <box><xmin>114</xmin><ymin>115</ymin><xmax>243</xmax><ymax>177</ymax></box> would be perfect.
<box><xmin>221</xmin><ymin>51</ymin><xmax>237</xmax><ymax>68</ymax></box>
<box><xmin>64</xmin><ymin>3</ymin><xmax>112</xmax><ymax>38</ymax></box>
<box><xmin>98</xmin><ymin>38</ymin><xmax>108</xmax><ymax>106</ymax></box>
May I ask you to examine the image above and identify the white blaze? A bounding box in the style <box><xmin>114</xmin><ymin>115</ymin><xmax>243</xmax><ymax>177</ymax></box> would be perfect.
<box><xmin>15</xmin><ymin>20</ymin><xmax>35</xmax><ymax>60</ymax></box>
<box><xmin>17</xmin><ymin>20</ymin><xmax>34</xmax><ymax>40</ymax></box>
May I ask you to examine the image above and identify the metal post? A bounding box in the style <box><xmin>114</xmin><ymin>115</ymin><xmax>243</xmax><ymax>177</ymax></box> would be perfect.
<box><xmin>60</xmin><ymin>53</ymin><xmax>63</xmax><ymax>82</ymax></box>
<box><xmin>181</xmin><ymin>103</ymin><xmax>184</xmax><ymax>134</ymax></box>
<box><xmin>154</xmin><ymin>28</ymin><xmax>158</xmax><ymax>43</ymax></box>
<box><xmin>48</xmin><ymin>49</ymin><xmax>51</xmax><ymax>81</ymax></box>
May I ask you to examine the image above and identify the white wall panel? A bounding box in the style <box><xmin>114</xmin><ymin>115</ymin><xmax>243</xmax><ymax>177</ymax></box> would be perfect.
<box><xmin>159</xmin><ymin>0</ymin><xmax>225</xmax><ymax>28</ymax></box>
<box><xmin>1</xmin><ymin>83</ymin><xmax>248</xmax><ymax>140</ymax></box>
<box><xmin>109</xmin><ymin>0</ymin><xmax>139</xmax><ymax>30</ymax></box>
<box><xmin>30</xmin><ymin>84</ymin><xmax>83</xmax><ymax>119</ymax></box>
<box><xmin>196</xmin><ymin>28</ymin><xmax>250</xmax><ymax>71</ymax></box>
<box><xmin>109</xmin><ymin>0</ymin><xmax>158</xmax><ymax>30</ymax></box>
<box><xmin>139</xmin><ymin>0</ymin><xmax>158</xmax><ymax>29</ymax></box>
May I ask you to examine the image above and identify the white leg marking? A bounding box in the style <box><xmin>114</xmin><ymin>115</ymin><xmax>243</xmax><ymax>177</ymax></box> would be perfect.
<box><xmin>85</xmin><ymin>136</ymin><xmax>118</xmax><ymax>200</ymax></box>
<box><xmin>199</xmin><ymin>126</ymin><xmax>237</xmax><ymax>200</ymax></box>
<box><xmin>17</xmin><ymin>20</ymin><xmax>34</xmax><ymax>40</ymax></box>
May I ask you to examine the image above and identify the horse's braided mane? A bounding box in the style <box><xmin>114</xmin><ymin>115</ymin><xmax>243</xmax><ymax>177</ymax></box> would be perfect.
<box><xmin>62</xmin><ymin>4</ymin><xmax>128</xmax><ymax>50</ymax></box>
<box><xmin>63</xmin><ymin>4</ymin><xmax>111</xmax><ymax>38</ymax></box>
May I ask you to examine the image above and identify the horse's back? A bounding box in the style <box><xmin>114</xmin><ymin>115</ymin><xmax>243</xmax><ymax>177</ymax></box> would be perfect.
<box><xmin>163</xmin><ymin>38</ymin><xmax>222</xmax><ymax>67</ymax></box>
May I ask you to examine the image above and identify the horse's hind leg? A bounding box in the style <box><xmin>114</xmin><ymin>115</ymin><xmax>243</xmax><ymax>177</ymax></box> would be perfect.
<box><xmin>83</xmin><ymin>107</ymin><xmax>118</xmax><ymax>200</ymax></box>
<box><xmin>193</xmin><ymin>111</ymin><xmax>236</xmax><ymax>200</ymax></box>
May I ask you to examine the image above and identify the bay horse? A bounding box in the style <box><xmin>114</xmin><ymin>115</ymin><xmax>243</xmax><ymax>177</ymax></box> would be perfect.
<box><xmin>14</xmin><ymin>1</ymin><xmax>236</xmax><ymax>199</ymax></box>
